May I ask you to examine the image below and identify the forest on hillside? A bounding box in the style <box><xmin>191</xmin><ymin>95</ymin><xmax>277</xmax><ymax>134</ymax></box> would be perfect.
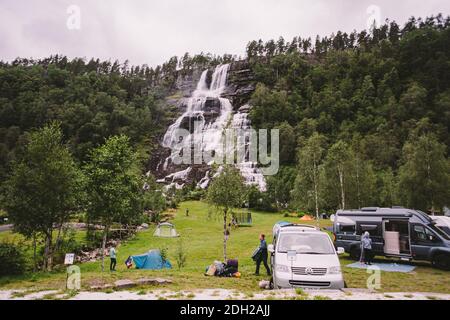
<box><xmin>0</xmin><ymin>14</ymin><xmax>449</xmax><ymax>219</ymax></box>
<box><xmin>246</xmin><ymin>15</ymin><xmax>450</xmax><ymax>214</ymax></box>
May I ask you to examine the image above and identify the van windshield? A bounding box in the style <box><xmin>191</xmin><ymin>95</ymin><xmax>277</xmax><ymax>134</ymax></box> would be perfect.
<box><xmin>277</xmin><ymin>233</ymin><xmax>335</xmax><ymax>254</ymax></box>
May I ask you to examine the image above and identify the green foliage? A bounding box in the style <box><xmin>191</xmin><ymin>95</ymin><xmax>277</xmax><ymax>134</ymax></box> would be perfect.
<box><xmin>142</xmin><ymin>174</ymin><xmax>167</xmax><ymax>223</ymax></box>
<box><xmin>3</xmin><ymin>123</ymin><xmax>84</xmax><ymax>270</ymax></box>
<box><xmin>84</xmin><ymin>135</ymin><xmax>143</xmax><ymax>228</ymax></box>
<box><xmin>84</xmin><ymin>135</ymin><xmax>143</xmax><ymax>271</ymax></box>
<box><xmin>206</xmin><ymin>166</ymin><xmax>246</xmax><ymax>211</ymax></box>
<box><xmin>247</xmin><ymin>16</ymin><xmax>450</xmax><ymax>211</ymax></box>
<box><xmin>0</xmin><ymin>241</ymin><xmax>27</xmax><ymax>276</ymax></box>
<box><xmin>159</xmin><ymin>246</ymin><xmax>169</xmax><ymax>265</ymax></box>
<box><xmin>398</xmin><ymin>132</ymin><xmax>450</xmax><ymax>212</ymax></box>
<box><xmin>264</xmin><ymin>166</ymin><xmax>296</xmax><ymax>211</ymax></box>
<box><xmin>206</xmin><ymin>165</ymin><xmax>247</xmax><ymax>261</ymax></box>
<box><xmin>292</xmin><ymin>132</ymin><xmax>326</xmax><ymax>215</ymax></box>
<box><xmin>175</xmin><ymin>239</ymin><xmax>187</xmax><ymax>270</ymax></box>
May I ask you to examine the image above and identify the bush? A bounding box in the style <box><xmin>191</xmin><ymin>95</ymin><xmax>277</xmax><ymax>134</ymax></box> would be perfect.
<box><xmin>175</xmin><ymin>239</ymin><xmax>187</xmax><ymax>269</ymax></box>
<box><xmin>0</xmin><ymin>241</ymin><xmax>27</xmax><ymax>276</ymax></box>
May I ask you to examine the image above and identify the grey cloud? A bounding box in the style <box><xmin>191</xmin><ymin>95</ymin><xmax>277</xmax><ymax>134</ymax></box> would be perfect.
<box><xmin>0</xmin><ymin>0</ymin><xmax>449</xmax><ymax>66</ymax></box>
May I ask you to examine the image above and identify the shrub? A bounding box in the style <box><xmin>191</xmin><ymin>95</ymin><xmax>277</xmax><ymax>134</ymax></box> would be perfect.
<box><xmin>0</xmin><ymin>241</ymin><xmax>27</xmax><ymax>276</ymax></box>
<box><xmin>159</xmin><ymin>246</ymin><xmax>169</xmax><ymax>265</ymax></box>
<box><xmin>175</xmin><ymin>239</ymin><xmax>187</xmax><ymax>269</ymax></box>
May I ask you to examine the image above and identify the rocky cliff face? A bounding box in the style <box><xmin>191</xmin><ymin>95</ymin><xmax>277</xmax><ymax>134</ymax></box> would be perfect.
<box><xmin>223</xmin><ymin>60</ymin><xmax>255</xmax><ymax>110</ymax></box>
<box><xmin>148</xmin><ymin>60</ymin><xmax>256</xmax><ymax>188</ymax></box>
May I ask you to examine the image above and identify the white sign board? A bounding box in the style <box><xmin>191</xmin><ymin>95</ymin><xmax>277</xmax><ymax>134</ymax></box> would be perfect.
<box><xmin>287</xmin><ymin>250</ymin><xmax>297</xmax><ymax>262</ymax></box>
<box><xmin>64</xmin><ymin>253</ymin><xmax>75</xmax><ymax>265</ymax></box>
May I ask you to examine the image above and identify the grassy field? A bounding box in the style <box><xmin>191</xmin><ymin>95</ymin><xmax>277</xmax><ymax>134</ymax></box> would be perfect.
<box><xmin>0</xmin><ymin>201</ymin><xmax>449</xmax><ymax>294</ymax></box>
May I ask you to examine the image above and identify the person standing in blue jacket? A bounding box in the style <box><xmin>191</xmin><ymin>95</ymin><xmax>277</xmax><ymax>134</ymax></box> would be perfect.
<box><xmin>255</xmin><ymin>234</ymin><xmax>271</xmax><ymax>276</ymax></box>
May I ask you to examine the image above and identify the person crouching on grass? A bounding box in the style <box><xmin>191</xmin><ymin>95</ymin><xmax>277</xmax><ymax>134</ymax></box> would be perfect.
<box><xmin>255</xmin><ymin>234</ymin><xmax>271</xmax><ymax>276</ymax></box>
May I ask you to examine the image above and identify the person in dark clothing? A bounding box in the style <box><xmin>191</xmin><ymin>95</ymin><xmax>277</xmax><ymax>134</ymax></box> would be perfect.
<box><xmin>255</xmin><ymin>234</ymin><xmax>271</xmax><ymax>276</ymax></box>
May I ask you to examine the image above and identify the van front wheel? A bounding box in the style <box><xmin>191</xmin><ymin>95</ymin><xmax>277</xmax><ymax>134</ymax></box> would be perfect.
<box><xmin>432</xmin><ymin>254</ymin><xmax>450</xmax><ymax>271</ymax></box>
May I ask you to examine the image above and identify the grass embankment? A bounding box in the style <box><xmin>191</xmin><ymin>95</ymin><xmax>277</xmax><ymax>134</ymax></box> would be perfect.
<box><xmin>0</xmin><ymin>201</ymin><xmax>449</xmax><ymax>294</ymax></box>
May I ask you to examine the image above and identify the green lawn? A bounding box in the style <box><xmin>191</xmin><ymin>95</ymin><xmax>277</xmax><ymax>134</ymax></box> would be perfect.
<box><xmin>0</xmin><ymin>201</ymin><xmax>449</xmax><ymax>294</ymax></box>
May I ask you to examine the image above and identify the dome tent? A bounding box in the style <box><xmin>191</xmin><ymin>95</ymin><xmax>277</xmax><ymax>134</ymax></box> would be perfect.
<box><xmin>153</xmin><ymin>222</ymin><xmax>179</xmax><ymax>238</ymax></box>
<box><xmin>131</xmin><ymin>249</ymin><xmax>172</xmax><ymax>270</ymax></box>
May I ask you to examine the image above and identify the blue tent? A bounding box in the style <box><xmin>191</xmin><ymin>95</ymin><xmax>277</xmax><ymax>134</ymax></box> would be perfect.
<box><xmin>131</xmin><ymin>250</ymin><xmax>172</xmax><ymax>270</ymax></box>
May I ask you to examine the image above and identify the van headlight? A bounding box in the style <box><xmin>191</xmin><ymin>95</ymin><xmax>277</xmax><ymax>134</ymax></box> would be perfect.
<box><xmin>328</xmin><ymin>266</ymin><xmax>342</xmax><ymax>274</ymax></box>
<box><xmin>275</xmin><ymin>265</ymin><xmax>290</xmax><ymax>273</ymax></box>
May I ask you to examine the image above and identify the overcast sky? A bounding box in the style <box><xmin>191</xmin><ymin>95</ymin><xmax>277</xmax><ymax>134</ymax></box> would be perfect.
<box><xmin>1</xmin><ymin>0</ymin><xmax>449</xmax><ymax>67</ymax></box>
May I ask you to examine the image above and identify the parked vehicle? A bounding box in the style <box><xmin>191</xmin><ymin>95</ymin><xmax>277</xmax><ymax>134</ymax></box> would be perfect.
<box><xmin>332</xmin><ymin>207</ymin><xmax>450</xmax><ymax>270</ymax></box>
<box><xmin>431</xmin><ymin>216</ymin><xmax>450</xmax><ymax>236</ymax></box>
<box><xmin>268</xmin><ymin>223</ymin><xmax>345</xmax><ymax>289</ymax></box>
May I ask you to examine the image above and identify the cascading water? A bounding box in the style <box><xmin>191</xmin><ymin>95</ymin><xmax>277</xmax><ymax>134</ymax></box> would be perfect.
<box><xmin>159</xmin><ymin>64</ymin><xmax>266</xmax><ymax>191</ymax></box>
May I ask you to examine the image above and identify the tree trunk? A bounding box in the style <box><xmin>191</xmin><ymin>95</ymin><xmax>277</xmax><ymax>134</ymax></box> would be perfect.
<box><xmin>338</xmin><ymin>165</ymin><xmax>345</xmax><ymax>210</ymax></box>
<box><xmin>223</xmin><ymin>208</ymin><xmax>228</xmax><ymax>262</ymax></box>
<box><xmin>313</xmin><ymin>155</ymin><xmax>319</xmax><ymax>221</ymax></box>
<box><xmin>32</xmin><ymin>234</ymin><xmax>37</xmax><ymax>273</ymax></box>
<box><xmin>44</xmin><ymin>230</ymin><xmax>53</xmax><ymax>271</ymax></box>
<box><xmin>356</xmin><ymin>158</ymin><xmax>361</xmax><ymax>209</ymax></box>
<box><xmin>54</xmin><ymin>222</ymin><xmax>64</xmax><ymax>254</ymax></box>
<box><xmin>101</xmin><ymin>225</ymin><xmax>109</xmax><ymax>272</ymax></box>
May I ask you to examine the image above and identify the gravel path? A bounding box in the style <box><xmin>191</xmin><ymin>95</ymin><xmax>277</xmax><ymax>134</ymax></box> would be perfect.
<box><xmin>1</xmin><ymin>288</ymin><xmax>449</xmax><ymax>300</ymax></box>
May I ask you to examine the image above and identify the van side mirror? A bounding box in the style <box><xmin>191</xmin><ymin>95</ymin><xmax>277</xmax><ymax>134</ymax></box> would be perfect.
<box><xmin>268</xmin><ymin>244</ymin><xmax>274</xmax><ymax>253</ymax></box>
<box><xmin>337</xmin><ymin>247</ymin><xmax>345</xmax><ymax>255</ymax></box>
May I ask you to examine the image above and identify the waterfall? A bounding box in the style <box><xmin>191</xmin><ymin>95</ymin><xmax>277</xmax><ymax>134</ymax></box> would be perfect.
<box><xmin>160</xmin><ymin>64</ymin><xmax>266</xmax><ymax>191</ymax></box>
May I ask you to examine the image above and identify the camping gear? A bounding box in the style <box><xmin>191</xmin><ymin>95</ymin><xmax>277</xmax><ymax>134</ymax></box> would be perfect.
<box><xmin>205</xmin><ymin>264</ymin><xmax>217</xmax><ymax>276</ymax></box>
<box><xmin>125</xmin><ymin>256</ymin><xmax>133</xmax><ymax>269</ymax></box>
<box><xmin>300</xmin><ymin>215</ymin><xmax>314</xmax><ymax>221</ymax></box>
<box><xmin>346</xmin><ymin>262</ymin><xmax>416</xmax><ymax>273</ymax></box>
<box><xmin>226</xmin><ymin>259</ymin><xmax>238</xmax><ymax>269</ymax></box>
<box><xmin>233</xmin><ymin>212</ymin><xmax>252</xmax><ymax>226</ymax></box>
<box><xmin>153</xmin><ymin>222</ymin><xmax>179</xmax><ymax>238</ymax></box>
<box><xmin>259</xmin><ymin>280</ymin><xmax>270</xmax><ymax>289</ymax></box>
<box><xmin>131</xmin><ymin>250</ymin><xmax>172</xmax><ymax>270</ymax></box>
<box><xmin>205</xmin><ymin>260</ymin><xmax>239</xmax><ymax>277</ymax></box>
<box><xmin>251</xmin><ymin>247</ymin><xmax>262</xmax><ymax>262</ymax></box>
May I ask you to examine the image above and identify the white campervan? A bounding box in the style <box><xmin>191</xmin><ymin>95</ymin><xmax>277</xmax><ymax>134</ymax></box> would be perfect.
<box><xmin>268</xmin><ymin>223</ymin><xmax>345</xmax><ymax>289</ymax></box>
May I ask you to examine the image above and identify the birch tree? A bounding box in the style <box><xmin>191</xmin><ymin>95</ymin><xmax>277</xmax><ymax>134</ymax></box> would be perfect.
<box><xmin>292</xmin><ymin>132</ymin><xmax>326</xmax><ymax>218</ymax></box>
<box><xmin>4</xmin><ymin>123</ymin><xmax>84</xmax><ymax>271</ymax></box>
<box><xmin>398</xmin><ymin>133</ymin><xmax>450</xmax><ymax>213</ymax></box>
<box><xmin>206</xmin><ymin>166</ymin><xmax>246</xmax><ymax>261</ymax></box>
<box><xmin>324</xmin><ymin>140</ymin><xmax>352</xmax><ymax>210</ymax></box>
<box><xmin>85</xmin><ymin>135</ymin><xmax>142</xmax><ymax>272</ymax></box>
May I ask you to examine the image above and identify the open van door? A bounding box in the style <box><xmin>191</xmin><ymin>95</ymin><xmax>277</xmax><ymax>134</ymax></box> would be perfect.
<box><xmin>382</xmin><ymin>219</ymin><xmax>411</xmax><ymax>257</ymax></box>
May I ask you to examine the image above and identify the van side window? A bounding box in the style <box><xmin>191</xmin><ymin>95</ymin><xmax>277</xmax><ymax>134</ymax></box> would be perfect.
<box><xmin>413</xmin><ymin>225</ymin><xmax>440</xmax><ymax>243</ymax></box>
<box><xmin>339</xmin><ymin>225</ymin><xmax>355</xmax><ymax>234</ymax></box>
<box><xmin>413</xmin><ymin>225</ymin><xmax>427</xmax><ymax>241</ymax></box>
<box><xmin>357</xmin><ymin>223</ymin><xmax>381</xmax><ymax>237</ymax></box>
